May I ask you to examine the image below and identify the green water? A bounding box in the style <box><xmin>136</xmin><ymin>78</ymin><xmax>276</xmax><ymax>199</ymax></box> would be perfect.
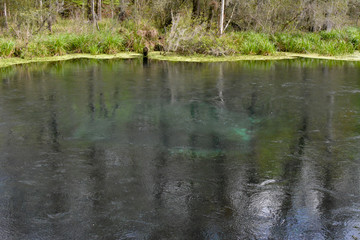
<box><xmin>0</xmin><ymin>59</ymin><xmax>360</xmax><ymax>239</ymax></box>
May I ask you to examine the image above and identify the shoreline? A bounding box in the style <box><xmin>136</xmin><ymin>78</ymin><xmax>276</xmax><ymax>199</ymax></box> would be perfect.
<box><xmin>0</xmin><ymin>53</ymin><xmax>142</xmax><ymax>69</ymax></box>
<box><xmin>149</xmin><ymin>51</ymin><xmax>360</xmax><ymax>62</ymax></box>
<box><xmin>1</xmin><ymin>51</ymin><xmax>360</xmax><ymax>68</ymax></box>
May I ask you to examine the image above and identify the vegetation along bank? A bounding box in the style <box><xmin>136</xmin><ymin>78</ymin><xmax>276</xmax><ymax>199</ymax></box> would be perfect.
<box><xmin>1</xmin><ymin>0</ymin><xmax>360</xmax><ymax>61</ymax></box>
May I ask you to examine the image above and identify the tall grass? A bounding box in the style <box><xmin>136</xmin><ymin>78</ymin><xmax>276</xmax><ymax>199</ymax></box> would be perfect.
<box><xmin>275</xmin><ymin>29</ymin><xmax>359</xmax><ymax>55</ymax></box>
<box><xmin>238</xmin><ymin>32</ymin><xmax>276</xmax><ymax>55</ymax></box>
<box><xmin>14</xmin><ymin>32</ymin><xmax>128</xmax><ymax>58</ymax></box>
<box><xmin>0</xmin><ymin>39</ymin><xmax>16</xmax><ymax>58</ymax></box>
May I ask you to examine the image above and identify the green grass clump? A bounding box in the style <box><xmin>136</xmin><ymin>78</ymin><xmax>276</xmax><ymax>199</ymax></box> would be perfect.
<box><xmin>345</xmin><ymin>27</ymin><xmax>360</xmax><ymax>50</ymax></box>
<box><xmin>26</xmin><ymin>41</ymin><xmax>49</xmax><ymax>57</ymax></box>
<box><xmin>0</xmin><ymin>39</ymin><xmax>16</xmax><ymax>58</ymax></box>
<box><xmin>43</xmin><ymin>35</ymin><xmax>69</xmax><ymax>55</ymax></box>
<box><xmin>65</xmin><ymin>34</ymin><xmax>87</xmax><ymax>53</ymax></box>
<box><xmin>317</xmin><ymin>40</ymin><xmax>354</xmax><ymax>55</ymax></box>
<box><xmin>21</xmin><ymin>32</ymin><xmax>127</xmax><ymax>57</ymax></box>
<box><xmin>275</xmin><ymin>30</ymin><xmax>356</xmax><ymax>55</ymax></box>
<box><xmin>319</xmin><ymin>30</ymin><xmax>345</xmax><ymax>40</ymax></box>
<box><xmin>275</xmin><ymin>33</ymin><xmax>312</xmax><ymax>53</ymax></box>
<box><xmin>99</xmin><ymin>33</ymin><xmax>126</xmax><ymax>54</ymax></box>
<box><xmin>239</xmin><ymin>32</ymin><xmax>276</xmax><ymax>55</ymax></box>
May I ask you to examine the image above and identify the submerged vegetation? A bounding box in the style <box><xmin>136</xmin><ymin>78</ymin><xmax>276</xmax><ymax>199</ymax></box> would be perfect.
<box><xmin>0</xmin><ymin>0</ymin><xmax>360</xmax><ymax>59</ymax></box>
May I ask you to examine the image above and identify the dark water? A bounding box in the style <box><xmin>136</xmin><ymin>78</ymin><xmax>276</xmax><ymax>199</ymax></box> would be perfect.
<box><xmin>0</xmin><ymin>59</ymin><xmax>360</xmax><ymax>240</ymax></box>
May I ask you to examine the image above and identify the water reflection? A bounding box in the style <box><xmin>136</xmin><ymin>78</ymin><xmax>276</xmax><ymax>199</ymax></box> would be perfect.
<box><xmin>0</xmin><ymin>59</ymin><xmax>360</xmax><ymax>239</ymax></box>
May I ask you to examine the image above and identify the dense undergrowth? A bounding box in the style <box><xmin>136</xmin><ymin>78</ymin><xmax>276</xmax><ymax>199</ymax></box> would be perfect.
<box><xmin>0</xmin><ymin>18</ymin><xmax>360</xmax><ymax>58</ymax></box>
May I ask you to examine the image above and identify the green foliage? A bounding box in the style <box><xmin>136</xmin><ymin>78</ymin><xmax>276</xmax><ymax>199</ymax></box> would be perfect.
<box><xmin>346</xmin><ymin>27</ymin><xmax>360</xmax><ymax>50</ymax></box>
<box><xmin>0</xmin><ymin>40</ymin><xmax>16</xmax><ymax>58</ymax></box>
<box><xmin>100</xmin><ymin>33</ymin><xmax>126</xmax><ymax>54</ymax></box>
<box><xmin>319</xmin><ymin>30</ymin><xmax>345</xmax><ymax>41</ymax></box>
<box><xmin>275</xmin><ymin>33</ymin><xmax>313</xmax><ymax>53</ymax></box>
<box><xmin>238</xmin><ymin>32</ymin><xmax>276</xmax><ymax>55</ymax></box>
<box><xmin>27</xmin><ymin>41</ymin><xmax>50</xmax><ymax>57</ymax></box>
<box><xmin>8</xmin><ymin>31</ymin><xmax>127</xmax><ymax>57</ymax></box>
<box><xmin>275</xmin><ymin>30</ymin><xmax>357</xmax><ymax>55</ymax></box>
<box><xmin>0</xmin><ymin>16</ymin><xmax>359</xmax><ymax>58</ymax></box>
<box><xmin>44</xmin><ymin>35</ymin><xmax>69</xmax><ymax>56</ymax></box>
<box><xmin>317</xmin><ymin>40</ymin><xmax>354</xmax><ymax>55</ymax></box>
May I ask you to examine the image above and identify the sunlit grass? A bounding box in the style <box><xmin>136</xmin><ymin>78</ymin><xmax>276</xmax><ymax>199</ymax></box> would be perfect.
<box><xmin>0</xmin><ymin>39</ymin><xmax>16</xmax><ymax>58</ymax></box>
<box><xmin>275</xmin><ymin>30</ymin><xmax>358</xmax><ymax>55</ymax></box>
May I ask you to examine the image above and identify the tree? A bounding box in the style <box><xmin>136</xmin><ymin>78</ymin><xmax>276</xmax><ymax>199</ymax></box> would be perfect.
<box><xmin>219</xmin><ymin>0</ymin><xmax>225</xmax><ymax>35</ymax></box>
<box><xmin>3</xmin><ymin>0</ymin><xmax>8</xmax><ymax>29</ymax></box>
<box><xmin>192</xmin><ymin>0</ymin><xmax>200</xmax><ymax>18</ymax></box>
<box><xmin>97</xmin><ymin>0</ymin><xmax>101</xmax><ymax>21</ymax></box>
<box><xmin>87</xmin><ymin>0</ymin><xmax>97</xmax><ymax>28</ymax></box>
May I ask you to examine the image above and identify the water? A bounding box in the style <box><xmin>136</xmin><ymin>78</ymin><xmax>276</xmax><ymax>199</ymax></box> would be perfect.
<box><xmin>0</xmin><ymin>59</ymin><xmax>360</xmax><ymax>240</ymax></box>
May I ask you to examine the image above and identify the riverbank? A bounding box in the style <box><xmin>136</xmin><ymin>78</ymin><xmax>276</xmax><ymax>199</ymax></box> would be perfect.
<box><xmin>1</xmin><ymin>51</ymin><xmax>360</xmax><ymax>69</ymax></box>
<box><xmin>149</xmin><ymin>51</ymin><xmax>360</xmax><ymax>62</ymax></box>
<box><xmin>1</xmin><ymin>18</ymin><xmax>360</xmax><ymax>60</ymax></box>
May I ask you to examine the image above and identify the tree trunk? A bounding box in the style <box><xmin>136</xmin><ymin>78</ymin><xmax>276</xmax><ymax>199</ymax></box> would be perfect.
<box><xmin>47</xmin><ymin>1</ymin><xmax>53</xmax><ymax>33</ymax></box>
<box><xmin>92</xmin><ymin>0</ymin><xmax>96</xmax><ymax>27</ymax></box>
<box><xmin>219</xmin><ymin>0</ymin><xmax>225</xmax><ymax>35</ymax></box>
<box><xmin>39</xmin><ymin>0</ymin><xmax>43</xmax><ymax>22</ymax></box>
<box><xmin>97</xmin><ymin>0</ymin><xmax>101</xmax><ymax>21</ymax></box>
<box><xmin>87</xmin><ymin>0</ymin><xmax>91</xmax><ymax>20</ymax></box>
<box><xmin>87</xmin><ymin>0</ymin><xmax>96</xmax><ymax>25</ymax></box>
<box><xmin>119</xmin><ymin>0</ymin><xmax>127</xmax><ymax>21</ymax></box>
<box><xmin>111</xmin><ymin>0</ymin><xmax>114</xmax><ymax>19</ymax></box>
<box><xmin>3</xmin><ymin>1</ymin><xmax>8</xmax><ymax>29</ymax></box>
<box><xmin>192</xmin><ymin>0</ymin><xmax>200</xmax><ymax>18</ymax></box>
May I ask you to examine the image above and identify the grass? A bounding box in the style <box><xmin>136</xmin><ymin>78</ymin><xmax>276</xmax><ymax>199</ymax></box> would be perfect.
<box><xmin>275</xmin><ymin>31</ymin><xmax>356</xmax><ymax>55</ymax></box>
<box><xmin>0</xmin><ymin>39</ymin><xmax>16</xmax><ymax>58</ymax></box>
<box><xmin>238</xmin><ymin>32</ymin><xmax>276</xmax><ymax>55</ymax></box>
<box><xmin>23</xmin><ymin>32</ymin><xmax>127</xmax><ymax>57</ymax></box>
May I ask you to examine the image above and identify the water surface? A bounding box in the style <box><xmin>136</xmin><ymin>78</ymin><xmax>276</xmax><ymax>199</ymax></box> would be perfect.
<box><xmin>0</xmin><ymin>59</ymin><xmax>360</xmax><ymax>240</ymax></box>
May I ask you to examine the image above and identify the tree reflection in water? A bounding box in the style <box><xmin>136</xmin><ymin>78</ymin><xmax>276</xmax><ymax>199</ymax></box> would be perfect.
<box><xmin>0</xmin><ymin>59</ymin><xmax>359</xmax><ymax>239</ymax></box>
